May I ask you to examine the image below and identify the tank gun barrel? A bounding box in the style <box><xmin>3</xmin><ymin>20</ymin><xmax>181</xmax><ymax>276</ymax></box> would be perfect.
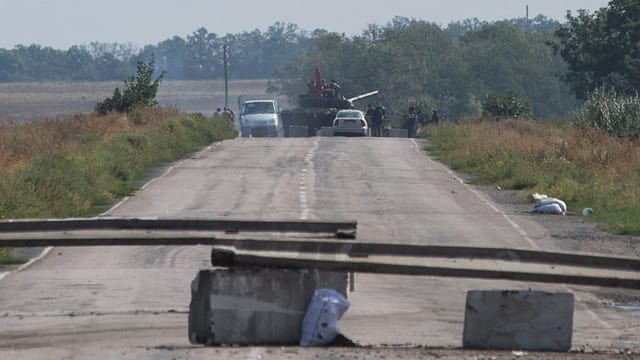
<box><xmin>347</xmin><ymin>90</ymin><xmax>379</xmax><ymax>103</ymax></box>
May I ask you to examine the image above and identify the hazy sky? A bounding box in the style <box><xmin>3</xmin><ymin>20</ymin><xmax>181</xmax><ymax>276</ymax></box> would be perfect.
<box><xmin>0</xmin><ymin>0</ymin><xmax>609</xmax><ymax>49</ymax></box>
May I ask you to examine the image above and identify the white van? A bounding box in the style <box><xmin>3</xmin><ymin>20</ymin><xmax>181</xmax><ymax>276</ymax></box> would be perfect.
<box><xmin>239</xmin><ymin>99</ymin><xmax>279</xmax><ymax>137</ymax></box>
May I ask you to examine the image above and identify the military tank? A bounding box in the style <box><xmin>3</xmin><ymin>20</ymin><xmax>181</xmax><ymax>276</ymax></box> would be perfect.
<box><xmin>281</xmin><ymin>73</ymin><xmax>378</xmax><ymax>137</ymax></box>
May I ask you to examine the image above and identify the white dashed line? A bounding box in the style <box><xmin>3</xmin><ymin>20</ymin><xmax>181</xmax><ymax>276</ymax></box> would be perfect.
<box><xmin>300</xmin><ymin>139</ymin><xmax>319</xmax><ymax>220</ymax></box>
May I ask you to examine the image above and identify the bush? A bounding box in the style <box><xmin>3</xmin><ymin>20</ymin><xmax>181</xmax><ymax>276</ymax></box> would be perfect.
<box><xmin>482</xmin><ymin>92</ymin><xmax>533</xmax><ymax>119</ymax></box>
<box><xmin>572</xmin><ymin>86</ymin><xmax>640</xmax><ymax>140</ymax></box>
<box><xmin>96</xmin><ymin>55</ymin><xmax>166</xmax><ymax>114</ymax></box>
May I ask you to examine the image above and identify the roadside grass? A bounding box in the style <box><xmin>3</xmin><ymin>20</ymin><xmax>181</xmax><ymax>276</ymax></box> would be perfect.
<box><xmin>0</xmin><ymin>248</ymin><xmax>26</xmax><ymax>265</ymax></box>
<box><xmin>0</xmin><ymin>107</ymin><xmax>237</xmax><ymax>264</ymax></box>
<box><xmin>423</xmin><ymin>120</ymin><xmax>640</xmax><ymax>235</ymax></box>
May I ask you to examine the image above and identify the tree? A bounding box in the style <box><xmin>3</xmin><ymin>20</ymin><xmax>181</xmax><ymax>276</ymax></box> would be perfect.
<box><xmin>461</xmin><ymin>22</ymin><xmax>577</xmax><ymax>118</ymax></box>
<box><xmin>482</xmin><ymin>92</ymin><xmax>533</xmax><ymax>119</ymax></box>
<box><xmin>96</xmin><ymin>55</ymin><xmax>166</xmax><ymax>114</ymax></box>
<box><xmin>550</xmin><ymin>0</ymin><xmax>640</xmax><ymax>98</ymax></box>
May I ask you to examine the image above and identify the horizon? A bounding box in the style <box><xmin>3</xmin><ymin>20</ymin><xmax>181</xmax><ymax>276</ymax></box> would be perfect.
<box><xmin>0</xmin><ymin>0</ymin><xmax>608</xmax><ymax>50</ymax></box>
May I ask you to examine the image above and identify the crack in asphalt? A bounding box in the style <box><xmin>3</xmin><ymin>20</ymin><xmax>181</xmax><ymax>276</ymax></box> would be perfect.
<box><xmin>1</xmin><ymin>309</ymin><xmax>189</xmax><ymax>319</ymax></box>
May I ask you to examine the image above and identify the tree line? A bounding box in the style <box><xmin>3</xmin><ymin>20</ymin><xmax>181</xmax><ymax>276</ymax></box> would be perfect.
<box><xmin>279</xmin><ymin>15</ymin><xmax>576</xmax><ymax>119</ymax></box>
<box><xmin>0</xmin><ymin>22</ymin><xmax>315</xmax><ymax>82</ymax></box>
<box><xmin>2</xmin><ymin>1</ymin><xmax>638</xmax><ymax>120</ymax></box>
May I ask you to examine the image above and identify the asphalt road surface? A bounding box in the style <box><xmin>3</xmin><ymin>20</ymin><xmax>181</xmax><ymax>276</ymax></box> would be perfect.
<box><xmin>0</xmin><ymin>137</ymin><xmax>638</xmax><ymax>359</ymax></box>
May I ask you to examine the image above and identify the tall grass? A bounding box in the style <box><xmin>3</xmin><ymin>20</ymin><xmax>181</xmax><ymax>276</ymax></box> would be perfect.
<box><xmin>0</xmin><ymin>107</ymin><xmax>236</xmax><ymax>263</ymax></box>
<box><xmin>425</xmin><ymin>120</ymin><xmax>640</xmax><ymax>235</ymax></box>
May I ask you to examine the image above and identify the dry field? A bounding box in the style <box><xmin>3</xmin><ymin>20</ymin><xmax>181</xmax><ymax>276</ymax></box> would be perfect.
<box><xmin>0</xmin><ymin>80</ymin><xmax>282</xmax><ymax>122</ymax></box>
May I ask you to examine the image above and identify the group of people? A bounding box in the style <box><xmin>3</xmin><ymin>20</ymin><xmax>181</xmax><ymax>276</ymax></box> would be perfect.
<box><xmin>365</xmin><ymin>104</ymin><xmax>442</xmax><ymax>138</ymax></box>
<box><xmin>307</xmin><ymin>79</ymin><xmax>342</xmax><ymax>98</ymax></box>
<box><xmin>402</xmin><ymin>107</ymin><xmax>440</xmax><ymax>137</ymax></box>
<box><xmin>214</xmin><ymin>107</ymin><xmax>235</xmax><ymax>123</ymax></box>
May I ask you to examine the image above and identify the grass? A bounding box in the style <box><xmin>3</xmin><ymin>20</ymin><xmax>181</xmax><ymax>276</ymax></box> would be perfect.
<box><xmin>423</xmin><ymin>119</ymin><xmax>640</xmax><ymax>235</ymax></box>
<box><xmin>0</xmin><ymin>106</ymin><xmax>237</xmax><ymax>264</ymax></box>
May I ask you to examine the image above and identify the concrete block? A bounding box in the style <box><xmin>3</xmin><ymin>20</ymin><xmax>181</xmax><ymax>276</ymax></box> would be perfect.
<box><xmin>386</xmin><ymin>128</ymin><xmax>408</xmax><ymax>138</ymax></box>
<box><xmin>288</xmin><ymin>125</ymin><xmax>309</xmax><ymax>137</ymax></box>
<box><xmin>463</xmin><ymin>290</ymin><xmax>574</xmax><ymax>352</ymax></box>
<box><xmin>189</xmin><ymin>268</ymin><xmax>348</xmax><ymax>346</ymax></box>
<box><xmin>319</xmin><ymin>127</ymin><xmax>334</xmax><ymax>137</ymax></box>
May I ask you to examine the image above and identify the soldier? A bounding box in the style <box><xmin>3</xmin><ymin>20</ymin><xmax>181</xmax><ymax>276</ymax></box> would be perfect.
<box><xmin>214</xmin><ymin>108</ymin><xmax>222</xmax><ymax>117</ymax></box>
<box><xmin>328</xmin><ymin>79</ymin><xmax>341</xmax><ymax>97</ymax></box>
<box><xmin>365</xmin><ymin>104</ymin><xmax>374</xmax><ymax>123</ymax></box>
<box><xmin>223</xmin><ymin>107</ymin><xmax>235</xmax><ymax>123</ymax></box>
<box><xmin>403</xmin><ymin>106</ymin><xmax>419</xmax><ymax>138</ymax></box>
<box><xmin>307</xmin><ymin>79</ymin><xmax>316</xmax><ymax>94</ymax></box>
<box><xmin>371</xmin><ymin>105</ymin><xmax>385</xmax><ymax>137</ymax></box>
<box><xmin>431</xmin><ymin>110</ymin><xmax>440</xmax><ymax>124</ymax></box>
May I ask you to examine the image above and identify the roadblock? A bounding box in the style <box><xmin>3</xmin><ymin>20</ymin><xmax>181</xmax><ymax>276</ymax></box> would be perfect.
<box><xmin>2</xmin><ymin>217</ymin><xmax>639</xmax><ymax>350</ymax></box>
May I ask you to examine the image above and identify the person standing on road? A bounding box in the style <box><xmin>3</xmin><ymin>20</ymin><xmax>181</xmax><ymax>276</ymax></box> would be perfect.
<box><xmin>371</xmin><ymin>105</ymin><xmax>385</xmax><ymax>137</ymax></box>
<box><xmin>223</xmin><ymin>107</ymin><xmax>235</xmax><ymax>124</ymax></box>
<box><xmin>403</xmin><ymin>106</ymin><xmax>419</xmax><ymax>138</ymax></box>
<box><xmin>365</xmin><ymin>104</ymin><xmax>374</xmax><ymax>130</ymax></box>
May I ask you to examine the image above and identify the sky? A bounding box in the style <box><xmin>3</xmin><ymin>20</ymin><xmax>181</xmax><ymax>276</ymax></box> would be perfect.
<box><xmin>0</xmin><ymin>0</ymin><xmax>609</xmax><ymax>50</ymax></box>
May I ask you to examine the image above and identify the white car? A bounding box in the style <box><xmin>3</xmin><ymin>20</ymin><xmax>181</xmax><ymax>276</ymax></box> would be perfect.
<box><xmin>332</xmin><ymin>110</ymin><xmax>368</xmax><ymax>137</ymax></box>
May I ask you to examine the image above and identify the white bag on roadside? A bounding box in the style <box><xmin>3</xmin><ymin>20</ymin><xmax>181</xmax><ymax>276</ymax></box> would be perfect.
<box><xmin>300</xmin><ymin>288</ymin><xmax>350</xmax><ymax>347</ymax></box>
<box><xmin>532</xmin><ymin>193</ymin><xmax>566</xmax><ymax>215</ymax></box>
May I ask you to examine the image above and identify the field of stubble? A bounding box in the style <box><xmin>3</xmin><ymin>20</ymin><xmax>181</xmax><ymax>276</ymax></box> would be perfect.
<box><xmin>0</xmin><ymin>79</ymin><xmax>280</xmax><ymax>122</ymax></box>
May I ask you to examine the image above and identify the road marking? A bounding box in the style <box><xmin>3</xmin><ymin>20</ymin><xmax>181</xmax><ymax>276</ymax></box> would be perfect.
<box><xmin>1</xmin><ymin>246</ymin><xmax>55</xmax><ymax>283</ymax></box>
<box><xmin>0</xmin><ymin>143</ymin><xmax>218</xmax><ymax>281</ymax></box>
<box><xmin>17</xmin><ymin>246</ymin><xmax>53</xmax><ymax>272</ymax></box>
<box><xmin>410</xmin><ymin>139</ymin><xmax>539</xmax><ymax>250</ymax></box>
<box><xmin>300</xmin><ymin>138</ymin><xmax>319</xmax><ymax>220</ymax></box>
<box><xmin>104</xmin><ymin>145</ymin><xmax>214</xmax><ymax>216</ymax></box>
<box><xmin>411</xmin><ymin>139</ymin><xmax>619</xmax><ymax>335</ymax></box>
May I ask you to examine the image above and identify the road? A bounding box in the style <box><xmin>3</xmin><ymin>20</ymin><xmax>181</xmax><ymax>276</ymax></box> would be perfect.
<box><xmin>0</xmin><ymin>137</ymin><xmax>638</xmax><ymax>359</ymax></box>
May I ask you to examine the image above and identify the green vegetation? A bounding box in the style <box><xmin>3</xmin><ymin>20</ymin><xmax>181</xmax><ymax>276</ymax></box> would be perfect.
<box><xmin>482</xmin><ymin>92</ymin><xmax>533</xmax><ymax>119</ymax></box>
<box><xmin>572</xmin><ymin>87</ymin><xmax>640</xmax><ymax>140</ymax></box>
<box><xmin>424</xmin><ymin>120</ymin><xmax>640</xmax><ymax>235</ymax></box>
<box><xmin>550</xmin><ymin>0</ymin><xmax>640</xmax><ymax>98</ymax></box>
<box><xmin>282</xmin><ymin>17</ymin><xmax>577</xmax><ymax>119</ymax></box>
<box><xmin>0</xmin><ymin>248</ymin><xmax>25</xmax><ymax>265</ymax></box>
<box><xmin>0</xmin><ymin>107</ymin><xmax>236</xmax><ymax>264</ymax></box>
<box><xmin>96</xmin><ymin>55</ymin><xmax>166</xmax><ymax>114</ymax></box>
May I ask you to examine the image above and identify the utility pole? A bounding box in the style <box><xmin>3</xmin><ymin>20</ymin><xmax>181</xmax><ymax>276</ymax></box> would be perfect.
<box><xmin>223</xmin><ymin>44</ymin><xmax>229</xmax><ymax>108</ymax></box>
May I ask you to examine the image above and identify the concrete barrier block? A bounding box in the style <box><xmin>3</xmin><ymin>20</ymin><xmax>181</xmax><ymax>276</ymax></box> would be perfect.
<box><xmin>189</xmin><ymin>268</ymin><xmax>348</xmax><ymax>346</ymax></box>
<box><xmin>319</xmin><ymin>127</ymin><xmax>334</xmax><ymax>137</ymax></box>
<box><xmin>288</xmin><ymin>125</ymin><xmax>309</xmax><ymax>137</ymax></box>
<box><xmin>386</xmin><ymin>128</ymin><xmax>408</xmax><ymax>138</ymax></box>
<box><xmin>463</xmin><ymin>290</ymin><xmax>574</xmax><ymax>352</ymax></box>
